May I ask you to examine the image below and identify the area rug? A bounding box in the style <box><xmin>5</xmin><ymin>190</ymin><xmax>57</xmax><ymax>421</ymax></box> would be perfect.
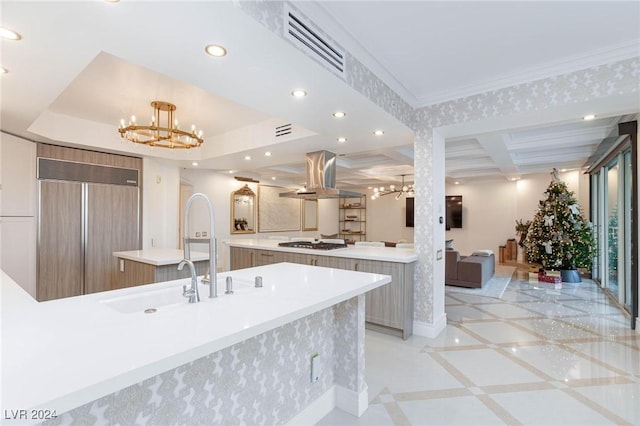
<box><xmin>445</xmin><ymin>265</ymin><xmax>516</xmax><ymax>299</ymax></box>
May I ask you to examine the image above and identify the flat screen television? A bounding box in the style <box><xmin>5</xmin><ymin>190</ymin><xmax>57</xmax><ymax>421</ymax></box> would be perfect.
<box><xmin>445</xmin><ymin>195</ymin><xmax>463</xmax><ymax>229</ymax></box>
<box><xmin>406</xmin><ymin>197</ymin><xmax>414</xmax><ymax>227</ymax></box>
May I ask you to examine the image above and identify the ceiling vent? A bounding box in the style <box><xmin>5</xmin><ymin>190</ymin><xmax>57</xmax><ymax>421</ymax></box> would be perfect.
<box><xmin>285</xmin><ymin>7</ymin><xmax>345</xmax><ymax>77</ymax></box>
<box><xmin>275</xmin><ymin>123</ymin><xmax>292</xmax><ymax>138</ymax></box>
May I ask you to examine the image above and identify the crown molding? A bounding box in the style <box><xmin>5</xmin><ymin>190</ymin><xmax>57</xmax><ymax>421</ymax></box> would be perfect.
<box><xmin>415</xmin><ymin>40</ymin><xmax>640</xmax><ymax>107</ymax></box>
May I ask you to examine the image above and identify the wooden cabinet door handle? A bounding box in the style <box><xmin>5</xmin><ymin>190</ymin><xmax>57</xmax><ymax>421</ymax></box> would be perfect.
<box><xmin>260</xmin><ymin>253</ymin><xmax>274</xmax><ymax>257</ymax></box>
<box><xmin>354</xmin><ymin>263</ymin><xmax>359</xmax><ymax>271</ymax></box>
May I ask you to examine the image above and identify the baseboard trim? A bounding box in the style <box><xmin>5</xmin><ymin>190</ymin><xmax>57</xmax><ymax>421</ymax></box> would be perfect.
<box><xmin>285</xmin><ymin>384</ymin><xmax>369</xmax><ymax>424</ymax></box>
<box><xmin>335</xmin><ymin>384</ymin><xmax>368</xmax><ymax>417</ymax></box>
<box><xmin>413</xmin><ymin>314</ymin><xmax>447</xmax><ymax>338</ymax></box>
<box><xmin>285</xmin><ymin>386</ymin><xmax>336</xmax><ymax>426</ymax></box>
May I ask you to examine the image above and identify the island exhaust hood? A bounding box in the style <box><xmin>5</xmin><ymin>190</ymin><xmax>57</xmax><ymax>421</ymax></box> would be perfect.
<box><xmin>279</xmin><ymin>150</ymin><xmax>362</xmax><ymax>199</ymax></box>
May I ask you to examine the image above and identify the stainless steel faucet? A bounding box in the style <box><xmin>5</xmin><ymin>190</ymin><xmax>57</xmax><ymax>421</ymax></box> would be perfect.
<box><xmin>178</xmin><ymin>259</ymin><xmax>199</xmax><ymax>303</ymax></box>
<box><xmin>183</xmin><ymin>193</ymin><xmax>217</xmax><ymax>298</ymax></box>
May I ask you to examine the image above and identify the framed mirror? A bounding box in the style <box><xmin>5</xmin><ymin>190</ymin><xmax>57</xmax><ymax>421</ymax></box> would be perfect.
<box><xmin>302</xmin><ymin>199</ymin><xmax>318</xmax><ymax>231</ymax></box>
<box><xmin>231</xmin><ymin>184</ymin><xmax>256</xmax><ymax>234</ymax></box>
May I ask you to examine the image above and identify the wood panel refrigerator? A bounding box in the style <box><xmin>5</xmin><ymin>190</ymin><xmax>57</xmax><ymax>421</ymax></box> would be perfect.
<box><xmin>37</xmin><ymin>158</ymin><xmax>140</xmax><ymax>301</ymax></box>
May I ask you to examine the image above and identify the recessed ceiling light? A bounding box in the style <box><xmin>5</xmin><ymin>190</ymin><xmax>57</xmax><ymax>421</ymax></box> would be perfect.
<box><xmin>228</xmin><ymin>170</ymin><xmax>235</xmax><ymax>174</ymax></box>
<box><xmin>560</xmin><ymin>168</ymin><xmax>568</xmax><ymax>172</ymax></box>
<box><xmin>583</xmin><ymin>114</ymin><xmax>596</xmax><ymax>121</ymax></box>
<box><xmin>104</xmin><ymin>0</ymin><xmax>120</xmax><ymax>3</ymax></box>
<box><xmin>191</xmin><ymin>162</ymin><xmax>198</xmax><ymax>166</ymax></box>
<box><xmin>0</xmin><ymin>27</ymin><xmax>21</xmax><ymax>41</ymax></box>
<box><xmin>510</xmin><ymin>177</ymin><xmax>520</xmax><ymax>181</ymax></box>
<box><xmin>205</xmin><ymin>44</ymin><xmax>227</xmax><ymax>57</ymax></box>
<box><xmin>271</xmin><ymin>177</ymin><xmax>276</xmax><ymax>180</ymax></box>
<box><xmin>264</xmin><ymin>151</ymin><xmax>272</xmax><ymax>156</ymax></box>
<box><xmin>291</xmin><ymin>89</ymin><xmax>307</xmax><ymax>98</ymax></box>
<box><xmin>373</xmin><ymin>130</ymin><xmax>384</xmax><ymax>136</ymax></box>
<box><xmin>332</xmin><ymin>111</ymin><xmax>346</xmax><ymax>118</ymax></box>
<box><xmin>244</xmin><ymin>155</ymin><xmax>251</xmax><ymax>160</ymax></box>
<box><xmin>454</xmin><ymin>181</ymin><xmax>460</xmax><ymax>185</ymax></box>
<box><xmin>337</xmin><ymin>137</ymin><xmax>347</xmax><ymax>143</ymax></box>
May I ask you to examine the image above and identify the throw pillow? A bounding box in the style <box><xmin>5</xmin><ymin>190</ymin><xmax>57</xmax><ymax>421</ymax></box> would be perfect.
<box><xmin>471</xmin><ymin>249</ymin><xmax>493</xmax><ymax>257</ymax></box>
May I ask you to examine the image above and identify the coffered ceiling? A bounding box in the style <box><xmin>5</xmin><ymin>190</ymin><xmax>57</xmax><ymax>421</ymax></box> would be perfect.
<box><xmin>1</xmin><ymin>1</ymin><xmax>638</xmax><ymax>190</ymax></box>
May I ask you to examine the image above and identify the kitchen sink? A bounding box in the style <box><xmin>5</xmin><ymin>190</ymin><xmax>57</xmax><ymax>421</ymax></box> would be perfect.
<box><xmin>101</xmin><ymin>276</ymin><xmax>257</xmax><ymax>314</ymax></box>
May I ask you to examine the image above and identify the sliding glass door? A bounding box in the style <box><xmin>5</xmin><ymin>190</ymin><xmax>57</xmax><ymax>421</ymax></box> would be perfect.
<box><xmin>592</xmin><ymin>148</ymin><xmax>633</xmax><ymax>313</ymax></box>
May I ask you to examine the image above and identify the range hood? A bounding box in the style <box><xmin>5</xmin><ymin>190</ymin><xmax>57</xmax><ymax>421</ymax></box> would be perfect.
<box><xmin>279</xmin><ymin>151</ymin><xmax>362</xmax><ymax>199</ymax></box>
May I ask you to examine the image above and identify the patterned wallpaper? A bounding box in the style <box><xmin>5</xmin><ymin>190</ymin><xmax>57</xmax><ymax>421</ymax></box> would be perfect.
<box><xmin>44</xmin><ymin>296</ymin><xmax>365</xmax><ymax>425</ymax></box>
<box><xmin>236</xmin><ymin>1</ymin><xmax>639</xmax><ymax>327</ymax></box>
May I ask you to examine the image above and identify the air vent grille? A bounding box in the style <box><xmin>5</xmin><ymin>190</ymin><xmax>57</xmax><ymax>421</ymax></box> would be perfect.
<box><xmin>275</xmin><ymin>123</ymin><xmax>292</xmax><ymax>138</ymax></box>
<box><xmin>285</xmin><ymin>8</ymin><xmax>345</xmax><ymax>76</ymax></box>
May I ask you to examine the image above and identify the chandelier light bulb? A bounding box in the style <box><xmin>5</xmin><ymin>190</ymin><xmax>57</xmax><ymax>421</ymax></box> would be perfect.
<box><xmin>390</xmin><ymin>185</ymin><xmax>396</xmax><ymax>191</ymax></box>
<box><xmin>130</xmin><ymin>115</ymin><xmax>136</xmax><ymax>124</ymax></box>
<box><xmin>395</xmin><ymin>193</ymin><xmax>402</xmax><ymax>200</ymax></box>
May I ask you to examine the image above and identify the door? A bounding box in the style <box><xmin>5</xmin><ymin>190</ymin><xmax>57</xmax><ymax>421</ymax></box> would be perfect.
<box><xmin>85</xmin><ymin>183</ymin><xmax>139</xmax><ymax>294</ymax></box>
<box><xmin>37</xmin><ymin>181</ymin><xmax>84</xmax><ymax>301</ymax></box>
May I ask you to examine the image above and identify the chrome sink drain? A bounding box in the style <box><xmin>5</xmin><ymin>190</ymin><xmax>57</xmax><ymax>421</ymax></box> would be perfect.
<box><xmin>144</xmin><ymin>308</ymin><xmax>157</xmax><ymax>314</ymax></box>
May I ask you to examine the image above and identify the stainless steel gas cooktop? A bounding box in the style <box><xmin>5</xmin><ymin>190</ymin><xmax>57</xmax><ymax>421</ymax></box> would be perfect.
<box><xmin>278</xmin><ymin>241</ymin><xmax>347</xmax><ymax>250</ymax></box>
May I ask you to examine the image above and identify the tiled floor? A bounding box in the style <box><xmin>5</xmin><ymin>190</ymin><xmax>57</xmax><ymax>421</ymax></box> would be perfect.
<box><xmin>318</xmin><ymin>268</ymin><xmax>640</xmax><ymax>426</ymax></box>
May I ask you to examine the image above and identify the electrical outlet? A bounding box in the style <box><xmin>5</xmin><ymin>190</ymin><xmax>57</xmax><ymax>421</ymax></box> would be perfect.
<box><xmin>310</xmin><ymin>353</ymin><xmax>320</xmax><ymax>383</ymax></box>
<box><xmin>196</xmin><ymin>232</ymin><xmax>201</xmax><ymax>238</ymax></box>
<box><xmin>119</xmin><ymin>259</ymin><xmax>125</xmax><ymax>272</ymax></box>
<box><xmin>202</xmin><ymin>231</ymin><xmax>208</xmax><ymax>237</ymax></box>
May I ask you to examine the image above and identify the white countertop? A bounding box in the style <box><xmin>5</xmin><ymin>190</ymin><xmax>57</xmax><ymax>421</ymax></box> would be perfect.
<box><xmin>1</xmin><ymin>264</ymin><xmax>389</xmax><ymax>418</ymax></box>
<box><xmin>225</xmin><ymin>239</ymin><xmax>417</xmax><ymax>263</ymax></box>
<box><xmin>113</xmin><ymin>248</ymin><xmax>209</xmax><ymax>265</ymax></box>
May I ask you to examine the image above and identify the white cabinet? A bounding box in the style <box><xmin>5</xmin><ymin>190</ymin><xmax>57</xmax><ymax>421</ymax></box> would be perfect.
<box><xmin>0</xmin><ymin>134</ymin><xmax>36</xmax><ymax>216</ymax></box>
<box><xmin>0</xmin><ymin>216</ymin><xmax>36</xmax><ymax>297</ymax></box>
<box><xmin>0</xmin><ymin>134</ymin><xmax>36</xmax><ymax>297</ymax></box>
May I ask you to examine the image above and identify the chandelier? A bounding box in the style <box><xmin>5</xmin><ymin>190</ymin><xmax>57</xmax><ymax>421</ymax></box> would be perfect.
<box><xmin>118</xmin><ymin>101</ymin><xmax>204</xmax><ymax>149</ymax></box>
<box><xmin>371</xmin><ymin>174</ymin><xmax>415</xmax><ymax>200</ymax></box>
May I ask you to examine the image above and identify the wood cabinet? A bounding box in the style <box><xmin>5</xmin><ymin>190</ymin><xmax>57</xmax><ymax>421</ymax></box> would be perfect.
<box><xmin>115</xmin><ymin>258</ymin><xmax>209</xmax><ymax>289</ymax></box>
<box><xmin>230</xmin><ymin>247</ymin><xmax>255</xmax><ymax>270</ymax></box>
<box><xmin>36</xmin><ymin>144</ymin><xmax>142</xmax><ymax>301</ymax></box>
<box><xmin>354</xmin><ymin>258</ymin><xmax>414</xmax><ymax>339</ymax></box>
<box><xmin>339</xmin><ymin>195</ymin><xmax>366</xmax><ymax>242</ymax></box>
<box><xmin>229</xmin><ymin>246</ymin><xmax>414</xmax><ymax>339</ymax></box>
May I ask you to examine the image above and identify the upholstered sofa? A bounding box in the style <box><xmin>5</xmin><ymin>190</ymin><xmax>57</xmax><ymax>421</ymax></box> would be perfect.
<box><xmin>445</xmin><ymin>250</ymin><xmax>495</xmax><ymax>288</ymax></box>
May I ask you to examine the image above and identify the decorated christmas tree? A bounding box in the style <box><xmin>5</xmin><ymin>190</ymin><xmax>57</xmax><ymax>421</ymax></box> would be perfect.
<box><xmin>524</xmin><ymin>169</ymin><xmax>596</xmax><ymax>270</ymax></box>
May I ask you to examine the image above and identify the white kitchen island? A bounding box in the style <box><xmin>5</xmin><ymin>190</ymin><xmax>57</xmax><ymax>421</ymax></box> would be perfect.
<box><xmin>1</xmin><ymin>263</ymin><xmax>390</xmax><ymax>425</ymax></box>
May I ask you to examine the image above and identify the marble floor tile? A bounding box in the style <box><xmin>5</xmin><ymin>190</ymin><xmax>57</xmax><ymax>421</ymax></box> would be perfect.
<box><xmin>489</xmin><ymin>389</ymin><xmax>614</xmax><ymax>425</ymax></box>
<box><xmin>438</xmin><ymin>348</ymin><xmax>544</xmax><ymax>386</ymax></box>
<box><xmin>511</xmin><ymin>318</ymin><xmax>599</xmax><ymax>341</ymax></box>
<box><xmin>445</xmin><ymin>305</ymin><xmax>501</xmax><ymax>323</ymax></box>
<box><xmin>508</xmin><ymin>344</ymin><xmax>619</xmax><ymax>382</ymax></box>
<box><xmin>474</xmin><ymin>303</ymin><xmax>543</xmax><ymax>319</ymax></box>
<box><xmin>460</xmin><ymin>321</ymin><xmax>541</xmax><ymax>344</ymax></box>
<box><xmin>319</xmin><ymin>274</ymin><xmax>639</xmax><ymax>426</ymax></box>
<box><xmin>574</xmin><ymin>382</ymin><xmax>640</xmax><ymax>425</ymax></box>
<box><xmin>398</xmin><ymin>396</ymin><xmax>506</xmax><ymax>426</ymax></box>
<box><xmin>565</xmin><ymin>340</ymin><xmax>640</xmax><ymax>375</ymax></box>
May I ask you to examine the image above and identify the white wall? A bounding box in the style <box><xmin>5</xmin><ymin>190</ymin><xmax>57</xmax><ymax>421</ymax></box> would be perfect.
<box><xmin>142</xmin><ymin>158</ymin><xmax>181</xmax><ymax>250</ymax></box>
<box><xmin>445</xmin><ymin>171</ymin><xmax>588</xmax><ymax>256</ymax></box>
<box><xmin>366</xmin><ymin>191</ymin><xmax>414</xmax><ymax>243</ymax></box>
